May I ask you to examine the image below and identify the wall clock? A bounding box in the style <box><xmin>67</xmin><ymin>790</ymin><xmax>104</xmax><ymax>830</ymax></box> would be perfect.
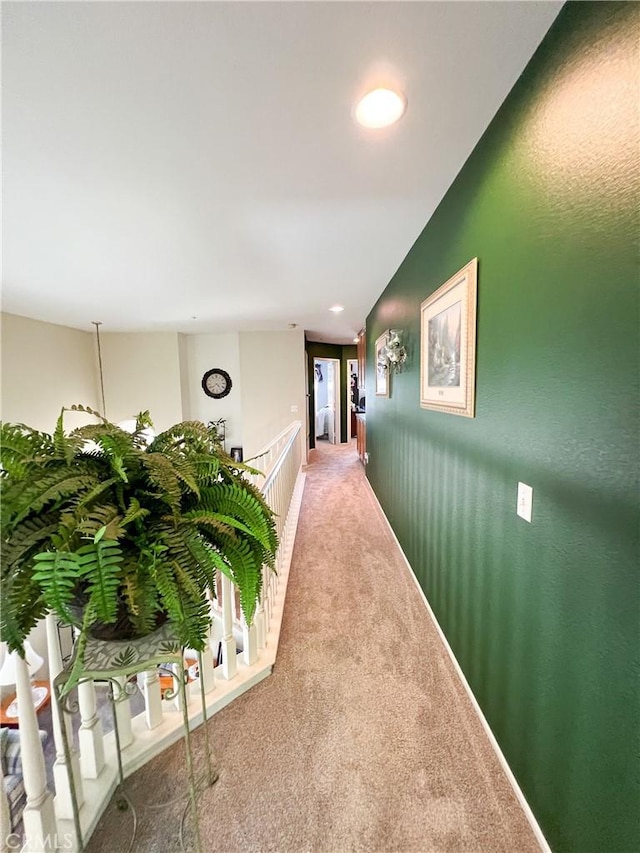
<box><xmin>202</xmin><ymin>368</ymin><xmax>232</xmax><ymax>399</ymax></box>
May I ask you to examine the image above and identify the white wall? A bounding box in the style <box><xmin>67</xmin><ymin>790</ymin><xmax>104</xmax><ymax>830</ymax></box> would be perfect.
<box><xmin>100</xmin><ymin>332</ymin><xmax>183</xmax><ymax>433</ymax></box>
<box><xmin>0</xmin><ymin>312</ymin><xmax>100</xmax><ymax>431</ymax></box>
<box><xmin>185</xmin><ymin>333</ymin><xmax>243</xmax><ymax>449</ymax></box>
<box><xmin>239</xmin><ymin>330</ymin><xmax>306</xmax><ymax>460</ymax></box>
<box><xmin>0</xmin><ymin>312</ymin><xmax>102</xmax><ymax>680</ymax></box>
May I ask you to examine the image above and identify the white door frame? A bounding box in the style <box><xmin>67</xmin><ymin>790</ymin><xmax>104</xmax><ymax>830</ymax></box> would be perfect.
<box><xmin>313</xmin><ymin>357</ymin><xmax>341</xmax><ymax>444</ymax></box>
<box><xmin>346</xmin><ymin>358</ymin><xmax>358</xmax><ymax>439</ymax></box>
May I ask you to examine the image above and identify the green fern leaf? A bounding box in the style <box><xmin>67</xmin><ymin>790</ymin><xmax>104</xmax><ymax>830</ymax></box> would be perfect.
<box><xmin>0</xmin><ymin>571</ymin><xmax>47</xmax><ymax>653</ymax></box>
<box><xmin>218</xmin><ymin>537</ymin><xmax>261</xmax><ymax>625</ymax></box>
<box><xmin>31</xmin><ymin>550</ymin><xmax>81</xmax><ymax>625</ymax></box>
<box><xmin>142</xmin><ymin>453</ymin><xmax>182</xmax><ymax>512</ymax></box>
<box><xmin>76</xmin><ymin>540</ymin><xmax>124</xmax><ymax>624</ymax></box>
<box><xmin>1</xmin><ymin>514</ymin><xmax>59</xmax><ymax>570</ymax></box>
<box><xmin>10</xmin><ymin>471</ymin><xmax>98</xmax><ymax>527</ymax></box>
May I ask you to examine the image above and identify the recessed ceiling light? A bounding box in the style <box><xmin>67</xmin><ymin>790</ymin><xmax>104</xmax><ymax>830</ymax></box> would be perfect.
<box><xmin>355</xmin><ymin>88</ymin><xmax>407</xmax><ymax>129</ymax></box>
<box><xmin>329</xmin><ymin>305</ymin><xmax>344</xmax><ymax>313</ymax></box>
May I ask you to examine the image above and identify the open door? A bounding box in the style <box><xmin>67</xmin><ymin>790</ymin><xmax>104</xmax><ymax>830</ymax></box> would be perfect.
<box><xmin>314</xmin><ymin>358</ymin><xmax>341</xmax><ymax>444</ymax></box>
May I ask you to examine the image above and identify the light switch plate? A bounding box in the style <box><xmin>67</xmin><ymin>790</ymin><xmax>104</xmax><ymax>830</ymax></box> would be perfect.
<box><xmin>517</xmin><ymin>482</ymin><xmax>533</xmax><ymax>523</ymax></box>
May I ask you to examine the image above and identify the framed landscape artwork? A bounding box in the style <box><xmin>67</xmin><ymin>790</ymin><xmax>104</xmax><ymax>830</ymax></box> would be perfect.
<box><xmin>420</xmin><ymin>258</ymin><xmax>478</xmax><ymax>417</ymax></box>
<box><xmin>375</xmin><ymin>332</ymin><xmax>389</xmax><ymax>397</ymax></box>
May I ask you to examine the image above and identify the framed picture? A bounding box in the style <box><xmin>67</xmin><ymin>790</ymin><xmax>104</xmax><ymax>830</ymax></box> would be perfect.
<box><xmin>375</xmin><ymin>331</ymin><xmax>389</xmax><ymax>397</ymax></box>
<box><xmin>420</xmin><ymin>258</ymin><xmax>478</xmax><ymax>417</ymax></box>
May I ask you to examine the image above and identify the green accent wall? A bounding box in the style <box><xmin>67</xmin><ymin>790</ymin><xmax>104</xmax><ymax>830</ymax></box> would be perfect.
<box><xmin>365</xmin><ymin>4</ymin><xmax>639</xmax><ymax>852</ymax></box>
<box><xmin>306</xmin><ymin>342</ymin><xmax>356</xmax><ymax>447</ymax></box>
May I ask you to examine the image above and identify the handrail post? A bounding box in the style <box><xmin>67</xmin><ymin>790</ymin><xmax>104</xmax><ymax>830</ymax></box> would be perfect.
<box><xmin>142</xmin><ymin>668</ymin><xmax>163</xmax><ymax>730</ymax></box>
<box><xmin>220</xmin><ymin>575</ymin><xmax>237</xmax><ymax>680</ymax></box>
<box><xmin>14</xmin><ymin>653</ymin><xmax>56</xmax><ymax>851</ymax></box>
<box><xmin>78</xmin><ymin>679</ymin><xmax>106</xmax><ymax>778</ymax></box>
<box><xmin>46</xmin><ymin>614</ymin><xmax>84</xmax><ymax>818</ymax></box>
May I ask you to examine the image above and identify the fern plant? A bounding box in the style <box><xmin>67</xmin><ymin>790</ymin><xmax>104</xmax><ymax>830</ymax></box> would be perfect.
<box><xmin>1</xmin><ymin>405</ymin><xmax>278</xmax><ymax>667</ymax></box>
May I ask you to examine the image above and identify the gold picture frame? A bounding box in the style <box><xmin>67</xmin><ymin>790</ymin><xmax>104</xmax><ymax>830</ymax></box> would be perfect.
<box><xmin>375</xmin><ymin>331</ymin><xmax>389</xmax><ymax>397</ymax></box>
<box><xmin>420</xmin><ymin>258</ymin><xmax>478</xmax><ymax>417</ymax></box>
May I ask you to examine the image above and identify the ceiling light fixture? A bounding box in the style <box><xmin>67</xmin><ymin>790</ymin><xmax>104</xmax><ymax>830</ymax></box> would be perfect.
<box><xmin>355</xmin><ymin>87</ymin><xmax>407</xmax><ymax>129</ymax></box>
<box><xmin>329</xmin><ymin>305</ymin><xmax>344</xmax><ymax>313</ymax></box>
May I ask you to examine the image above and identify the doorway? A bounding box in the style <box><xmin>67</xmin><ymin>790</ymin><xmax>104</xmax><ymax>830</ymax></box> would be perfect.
<box><xmin>313</xmin><ymin>358</ymin><xmax>340</xmax><ymax>444</ymax></box>
<box><xmin>347</xmin><ymin>358</ymin><xmax>359</xmax><ymax>440</ymax></box>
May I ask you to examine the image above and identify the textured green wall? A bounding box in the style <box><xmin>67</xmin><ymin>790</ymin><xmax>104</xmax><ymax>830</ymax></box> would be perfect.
<box><xmin>366</xmin><ymin>4</ymin><xmax>639</xmax><ymax>852</ymax></box>
<box><xmin>306</xmin><ymin>342</ymin><xmax>355</xmax><ymax>447</ymax></box>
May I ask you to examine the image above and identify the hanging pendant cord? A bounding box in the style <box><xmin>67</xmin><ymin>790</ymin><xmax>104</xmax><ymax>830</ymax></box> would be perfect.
<box><xmin>92</xmin><ymin>321</ymin><xmax>107</xmax><ymax>417</ymax></box>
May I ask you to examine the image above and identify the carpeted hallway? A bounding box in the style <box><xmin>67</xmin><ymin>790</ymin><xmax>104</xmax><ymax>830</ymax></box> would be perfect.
<box><xmin>87</xmin><ymin>440</ymin><xmax>540</xmax><ymax>853</ymax></box>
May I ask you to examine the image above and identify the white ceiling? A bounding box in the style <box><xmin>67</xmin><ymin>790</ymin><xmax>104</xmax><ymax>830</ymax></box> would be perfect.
<box><xmin>2</xmin><ymin>1</ymin><xmax>561</xmax><ymax>344</ymax></box>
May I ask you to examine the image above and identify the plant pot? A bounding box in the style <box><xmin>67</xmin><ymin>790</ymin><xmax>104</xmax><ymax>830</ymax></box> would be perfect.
<box><xmin>68</xmin><ymin>595</ymin><xmax>168</xmax><ymax>642</ymax></box>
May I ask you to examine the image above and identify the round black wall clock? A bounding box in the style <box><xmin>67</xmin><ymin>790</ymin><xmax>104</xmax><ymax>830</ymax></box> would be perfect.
<box><xmin>202</xmin><ymin>368</ymin><xmax>232</xmax><ymax>399</ymax></box>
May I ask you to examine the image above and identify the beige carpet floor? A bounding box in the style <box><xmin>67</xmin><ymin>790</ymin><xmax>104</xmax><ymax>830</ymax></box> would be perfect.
<box><xmin>87</xmin><ymin>440</ymin><xmax>539</xmax><ymax>853</ymax></box>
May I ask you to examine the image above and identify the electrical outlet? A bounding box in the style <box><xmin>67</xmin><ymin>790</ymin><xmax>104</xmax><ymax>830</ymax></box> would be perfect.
<box><xmin>516</xmin><ymin>482</ymin><xmax>533</xmax><ymax>523</ymax></box>
<box><xmin>364</xmin><ymin>452</ymin><xmax>370</xmax><ymax>464</ymax></box>
<box><xmin>290</xmin><ymin>405</ymin><xmax>298</xmax><ymax>413</ymax></box>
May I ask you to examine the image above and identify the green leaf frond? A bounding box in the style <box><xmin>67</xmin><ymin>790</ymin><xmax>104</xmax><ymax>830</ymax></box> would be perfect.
<box><xmin>158</xmin><ymin>525</ymin><xmax>211</xmax><ymax>593</ymax></box>
<box><xmin>192</xmin><ymin>455</ymin><xmax>221</xmax><ymax>487</ymax></box>
<box><xmin>198</xmin><ymin>484</ymin><xmax>277</xmax><ymax>554</ymax></box>
<box><xmin>0</xmin><ymin>571</ymin><xmax>48</xmax><ymax>653</ymax></box>
<box><xmin>149</xmin><ymin>420</ymin><xmax>211</xmax><ymax>456</ymax></box>
<box><xmin>1</xmin><ymin>512</ymin><xmax>60</xmax><ymax>572</ymax></box>
<box><xmin>123</xmin><ymin>564</ymin><xmax>160</xmax><ymax>637</ymax></box>
<box><xmin>73</xmin><ymin>504</ymin><xmax>123</xmax><ymax>542</ymax></box>
<box><xmin>77</xmin><ymin>477</ymin><xmax>122</xmax><ymax>509</ymax></box>
<box><xmin>0</xmin><ymin>422</ymin><xmax>54</xmax><ymax>479</ymax></box>
<box><xmin>75</xmin><ymin>539</ymin><xmax>124</xmax><ymax>624</ymax></box>
<box><xmin>181</xmin><ymin>511</ymin><xmax>238</xmax><ymax>541</ymax></box>
<box><xmin>141</xmin><ymin>453</ymin><xmax>182</xmax><ymax>512</ymax></box>
<box><xmin>217</xmin><ymin>537</ymin><xmax>262</xmax><ymax>626</ymax></box>
<box><xmin>31</xmin><ymin>550</ymin><xmax>81</xmax><ymax>626</ymax></box>
<box><xmin>153</xmin><ymin>560</ymin><xmax>209</xmax><ymax>651</ymax></box>
<box><xmin>53</xmin><ymin>409</ymin><xmax>85</xmax><ymax>464</ymax></box>
<box><xmin>66</xmin><ymin>404</ymin><xmax>107</xmax><ymax>422</ymax></box>
<box><xmin>162</xmin><ymin>455</ymin><xmax>200</xmax><ymax>499</ymax></box>
<box><xmin>8</xmin><ymin>472</ymin><xmax>100</xmax><ymax>529</ymax></box>
<box><xmin>121</xmin><ymin>497</ymin><xmax>150</xmax><ymax>527</ymax></box>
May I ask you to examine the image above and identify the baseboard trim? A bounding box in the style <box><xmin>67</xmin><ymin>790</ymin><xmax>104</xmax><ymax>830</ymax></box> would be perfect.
<box><xmin>362</xmin><ymin>475</ymin><xmax>552</xmax><ymax>853</ymax></box>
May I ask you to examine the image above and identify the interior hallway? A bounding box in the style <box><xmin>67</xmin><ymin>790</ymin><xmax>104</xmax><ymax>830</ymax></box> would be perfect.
<box><xmin>87</xmin><ymin>440</ymin><xmax>540</xmax><ymax>853</ymax></box>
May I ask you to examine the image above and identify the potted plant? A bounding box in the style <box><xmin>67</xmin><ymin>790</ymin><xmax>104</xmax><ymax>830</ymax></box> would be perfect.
<box><xmin>0</xmin><ymin>405</ymin><xmax>277</xmax><ymax>679</ymax></box>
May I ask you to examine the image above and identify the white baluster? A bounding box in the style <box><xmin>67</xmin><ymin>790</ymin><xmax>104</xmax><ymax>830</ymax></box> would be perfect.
<box><xmin>254</xmin><ymin>583</ymin><xmax>266</xmax><ymax>650</ymax></box>
<box><xmin>1</xmin><ymin>761</ymin><xmax>11</xmax><ymax>852</ymax></box>
<box><xmin>171</xmin><ymin>662</ymin><xmax>189</xmax><ymax>712</ymax></box>
<box><xmin>113</xmin><ymin>677</ymin><xmax>133</xmax><ymax>749</ymax></box>
<box><xmin>220</xmin><ymin>575</ymin><xmax>237</xmax><ymax>680</ymax></box>
<box><xmin>77</xmin><ymin>679</ymin><xmax>105</xmax><ymax>778</ymax></box>
<box><xmin>198</xmin><ymin>644</ymin><xmax>216</xmax><ymax>695</ymax></box>
<box><xmin>14</xmin><ymin>654</ymin><xmax>56</xmax><ymax>852</ymax></box>
<box><xmin>45</xmin><ymin>615</ymin><xmax>84</xmax><ymax>819</ymax></box>
<box><xmin>261</xmin><ymin>565</ymin><xmax>271</xmax><ymax>638</ymax></box>
<box><xmin>142</xmin><ymin>669</ymin><xmax>163</xmax><ymax>730</ymax></box>
<box><xmin>242</xmin><ymin>613</ymin><xmax>258</xmax><ymax>667</ymax></box>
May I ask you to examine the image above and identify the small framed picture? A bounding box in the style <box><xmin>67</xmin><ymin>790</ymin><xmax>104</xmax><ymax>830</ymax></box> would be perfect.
<box><xmin>375</xmin><ymin>332</ymin><xmax>389</xmax><ymax>397</ymax></box>
<box><xmin>420</xmin><ymin>259</ymin><xmax>478</xmax><ymax>417</ymax></box>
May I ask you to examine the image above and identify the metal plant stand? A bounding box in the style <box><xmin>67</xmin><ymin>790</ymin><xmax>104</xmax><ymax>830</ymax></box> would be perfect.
<box><xmin>53</xmin><ymin>622</ymin><xmax>217</xmax><ymax>853</ymax></box>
